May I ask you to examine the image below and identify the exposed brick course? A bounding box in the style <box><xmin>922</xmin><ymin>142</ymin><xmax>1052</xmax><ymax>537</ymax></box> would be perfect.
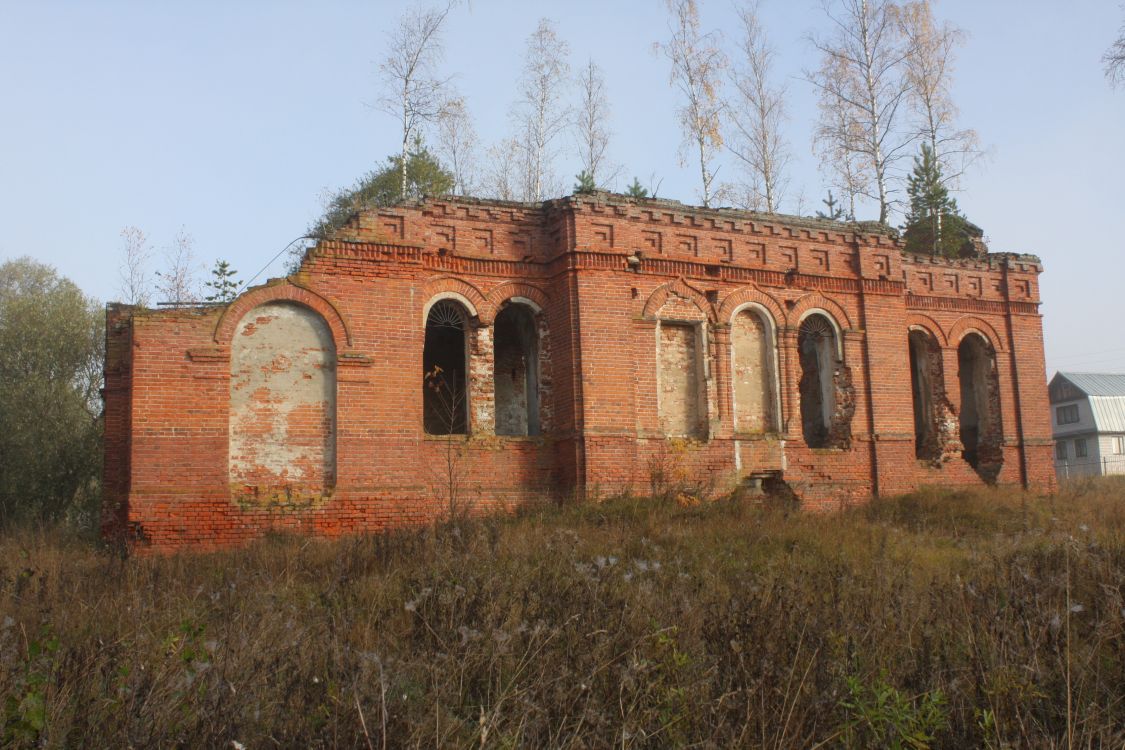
<box><xmin>102</xmin><ymin>193</ymin><xmax>1057</xmax><ymax>550</ymax></box>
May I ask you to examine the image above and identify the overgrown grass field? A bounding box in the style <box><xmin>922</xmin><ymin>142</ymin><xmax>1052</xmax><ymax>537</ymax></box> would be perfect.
<box><xmin>3</xmin><ymin>480</ymin><xmax>1125</xmax><ymax>748</ymax></box>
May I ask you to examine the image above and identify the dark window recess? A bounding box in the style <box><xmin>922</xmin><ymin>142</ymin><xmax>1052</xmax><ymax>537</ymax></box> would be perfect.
<box><xmin>957</xmin><ymin>333</ymin><xmax>1004</xmax><ymax>482</ymax></box>
<box><xmin>798</xmin><ymin>314</ymin><xmax>841</xmax><ymax>448</ymax></box>
<box><xmin>493</xmin><ymin>304</ymin><xmax>540</xmax><ymax>436</ymax></box>
<box><xmin>423</xmin><ymin>300</ymin><xmax>469</xmax><ymax>435</ymax></box>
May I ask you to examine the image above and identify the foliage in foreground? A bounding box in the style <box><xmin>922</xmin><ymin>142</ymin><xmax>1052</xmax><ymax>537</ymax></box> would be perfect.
<box><xmin>2</xmin><ymin>480</ymin><xmax>1125</xmax><ymax>747</ymax></box>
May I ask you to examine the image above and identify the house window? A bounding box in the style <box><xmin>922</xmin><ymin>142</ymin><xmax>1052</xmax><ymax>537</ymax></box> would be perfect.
<box><xmin>1056</xmin><ymin>441</ymin><xmax>1068</xmax><ymax>461</ymax></box>
<box><xmin>1113</xmin><ymin>436</ymin><xmax>1124</xmax><ymax>455</ymax></box>
<box><xmin>1056</xmin><ymin>404</ymin><xmax>1079</xmax><ymax>425</ymax></box>
<box><xmin>1075</xmin><ymin>438</ymin><xmax>1088</xmax><ymax>458</ymax></box>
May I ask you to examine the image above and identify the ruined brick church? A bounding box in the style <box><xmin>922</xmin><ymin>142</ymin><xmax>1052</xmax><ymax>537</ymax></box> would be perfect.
<box><xmin>103</xmin><ymin>192</ymin><xmax>1055</xmax><ymax>549</ymax></box>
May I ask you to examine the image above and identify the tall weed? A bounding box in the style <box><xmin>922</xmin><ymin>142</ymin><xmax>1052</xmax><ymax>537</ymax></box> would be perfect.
<box><xmin>1</xmin><ymin>481</ymin><xmax>1123</xmax><ymax>747</ymax></box>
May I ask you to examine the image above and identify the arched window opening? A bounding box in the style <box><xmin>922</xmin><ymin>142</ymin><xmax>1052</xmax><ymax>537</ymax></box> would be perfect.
<box><xmin>798</xmin><ymin>313</ymin><xmax>848</xmax><ymax>448</ymax></box>
<box><xmin>423</xmin><ymin>299</ymin><xmax>469</xmax><ymax>435</ymax></box>
<box><xmin>909</xmin><ymin>329</ymin><xmax>942</xmax><ymax>461</ymax></box>
<box><xmin>732</xmin><ymin>307</ymin><xmax>778</xmax><ymax>433</ymax></box>
<box><xmin>957</xmin><ymin>333</ymin><xmax>1003</xmax><ymax>481</ymax></box>
<box><xmin>494</xmin><ymin>303</ymin><xmax>540</xmax><ymax>436</ymax></box>
<box><xmin>229</xmin><ymin>301</ymin><xmax>336</xmax><ymax>504</ymax></box>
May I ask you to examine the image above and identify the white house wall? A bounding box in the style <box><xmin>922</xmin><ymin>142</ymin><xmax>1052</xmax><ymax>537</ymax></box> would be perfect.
<box><xmin>1088</xmin><ymin>396</ymin><xmax>1125</xmax><ymax>434</ymax></box>
<box><xmin>1097</xmin><ymin>434</ymin><xmax>1125</xmax><ymax>475</ymax></box>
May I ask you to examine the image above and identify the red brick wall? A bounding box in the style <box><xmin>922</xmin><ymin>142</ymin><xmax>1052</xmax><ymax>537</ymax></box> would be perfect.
<box><xmin>103</xmin><ymin>194</ymin><xmax>1056</xmax><ymax>550</ymax></box>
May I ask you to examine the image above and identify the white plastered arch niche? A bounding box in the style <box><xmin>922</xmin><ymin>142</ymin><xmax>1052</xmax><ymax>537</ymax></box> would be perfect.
<box><xmin>729</xmin><ymin>302</ymin><xmax>782</xmax><ymax>434</ymax></box>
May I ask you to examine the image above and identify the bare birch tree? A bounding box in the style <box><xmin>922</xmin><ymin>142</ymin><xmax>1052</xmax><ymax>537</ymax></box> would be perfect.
<box><xmin>574</xmin><ymin>59</ymin><xmax>620</xmax><ymax>188</ymax></box>
<box><xmin>1105</xmin><ymin>8</ymin><xmax>1125</xmax><ymax>87</ymax></box>
<box><xmin>896</xmin><ymin>1</ymin><xmax>979</xmax><ymax>188</ymax></box>
<box><xmin>436</xmin><ymin>96</ymin><xmax>479</xmax><ymax>195</ymax></box>
<box><xmin>379</xmin><ymin>1</ymin><xmax>456</xmax><ymax>201</ymax></box>
<box><xmin>482</xmin><ymin>137</ymin><xmax>521</xmax><ymax>201</ymax></box>
<box><xmin>813</xmin><ymin>54</ymin><xmax>868</xmax><ymax>220</ymax></box>
<box><xmin>726</xmin><ymin>1</ymin><xmax>790</xmax><ymax>213</ymax></box>
<box><xmin>808</xmin><ymin>0</ymin><xmax>913</xmax><ymax>224</ymax></box>
<box><xmin>154</xmin><ymin>228</ymin><xmax>202</xmax><ymax>304</ymax></box>
<box><xmin>511</xmin><ymin>19</ymin><xmax>571</xmax><ymax>202</ymax></box>
<box><xmin>658</xmin><ymin>0</ymin><xmax>726</xmax><ymax>207</ymax></box>
<box><xmin>117</xmin><ymin>226</ymin><xmax>152</xmax><ymax>307</ymax></box>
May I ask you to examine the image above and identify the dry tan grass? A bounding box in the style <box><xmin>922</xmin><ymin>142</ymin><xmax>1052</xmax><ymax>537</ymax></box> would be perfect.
<box><xmin>2</xmin><ymin>479</ymin><xmax>1124</xmax><ymax>748</ymax></box>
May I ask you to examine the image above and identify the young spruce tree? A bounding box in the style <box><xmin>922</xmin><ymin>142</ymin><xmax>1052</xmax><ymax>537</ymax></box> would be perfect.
<box><xmin>204</xmin><ymin>260</ymin><xmax>240</xmax><ymax>303</ymax></box>
<box><xmin>573</xmin><ymin>170</ymin><xmax>596</xmax><ymax>194</ymax></box>
<box><xmin>903</xmin><ymin>143</ymin><xmax>968</xmax><ymax>258</ymax></box>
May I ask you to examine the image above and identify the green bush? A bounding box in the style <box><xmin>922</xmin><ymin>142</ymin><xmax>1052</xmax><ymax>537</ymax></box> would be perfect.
<box><xmin>0</xmin><ymin>258</ymin><xmax>102</xmax><ymax>526</ymax></box>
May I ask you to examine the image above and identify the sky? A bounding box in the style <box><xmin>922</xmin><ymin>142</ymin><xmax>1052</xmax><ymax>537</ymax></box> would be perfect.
<box><xmin>1</xmin><ymin>0</ymin><xmax>1123</xmax><ymax>379</ymax></box>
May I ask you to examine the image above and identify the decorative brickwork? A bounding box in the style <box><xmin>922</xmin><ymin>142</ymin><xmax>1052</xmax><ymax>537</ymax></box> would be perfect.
<box><xmin>103</xmin><ymin>193</ymin><xmax>1057</xmax><ymax>550</ymax></box>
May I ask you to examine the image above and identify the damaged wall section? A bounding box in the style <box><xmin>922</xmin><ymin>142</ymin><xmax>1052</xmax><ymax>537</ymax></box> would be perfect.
<box><xmin>229</xmin><ymin>301</ymin><xmax>337</xmax><ymax>505</ymax></box>
<box><xmin>908</xmin><ymin>329</ymin><xmax>958</xmax><ymax>464</ymax></box>
<box><xmin>798</xmin><ymin>313</ymin><xmax>852</xmax><ymax>449</ymax></box>
<box><xmin>958</xmin><ymin>332</ymin><xmax>1004</xmax><ymax>482</ymax></box>
<box><xmin>494</xmin><ymin>303</ymin><xmax>541</xmax><ymax>436</ymax></box>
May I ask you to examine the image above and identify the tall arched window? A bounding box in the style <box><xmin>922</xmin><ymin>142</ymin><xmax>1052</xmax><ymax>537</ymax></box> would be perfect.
<box><xmin>908</xmin><ymin>329</ymin><xmax>944</xmax><ymax>461</ymax></box>
<box><xmin>423</xmin><ymin>299</ymin><xmax>469</xmax><ymax>435</ymax></box>
<box><xmin>731</xmin><ymin>306</ymin><xmax>779</xmax><ymax>433</ymax></box>
<box><xmin>798</xmin><ymin>313</ymin><xmax>842</xmax><ymax>448</ymax></box>
<box><xmin>493</xmin><ymin>302</ymin><xmax>540</xmax><ymax>436</ymax></box>
<box><xmin>229</xmin><ymin>301</ymin><xmax>337</xmax><ymax>503</ymax></box>
<box><xmin>958</xmin><ymin>332</ymin><xmax>1003</xmax><ymax>479</ymax></box>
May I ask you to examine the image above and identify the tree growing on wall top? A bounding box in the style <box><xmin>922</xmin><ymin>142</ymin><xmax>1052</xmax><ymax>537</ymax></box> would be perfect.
<box><xmin>204</xmin><ymin>260</ymin><xmax>240</xmax><ymax>303</ymax></box>
<box><xmin>897</xmin><ymin>0</ymin><xmax>981</xmax><ymax>188</ymax></box>
<box><xmin>379</xmin><ymin>1</ymin><xmax>456</xmax><ymax>201</ymax></box>
<box><xmin>659</xmin><ymin>0</ymin><xmax>726</xmax><ymax>208</ymax></box>
<box><xmin>311</xmin><ymin>144</ymin><xmax>454</xmax><ymax>238</ymax></box>
<box><xmin>902</xmin><ymin>143</ymin><xmax>970</xmax><ymax>257</ymax></box>
<box><xmin>573</xmin><ymin>170</ymin><xmax>596</xmax><ymax>194</ymax></box>
<box><xmin>625</xmin><ymin>177</ymin><xmax>650</xmax><ymax>199</ymax></box>
<box><xmin>808</xmin><ymin>0</ymin><xmax>913</xmax><ymax>225</ymax></box>
<box><xmin>816</xmin><ymin>190</ymin><xmax>851</xmax><ymax>221</ymax></box>
<box><xmin>727</xmin><ymin>0</ymin><xmax>791</xmax><ymax>213</ymax></box>
<box><xmin>575</xmin><ymin>59</ymin><xmax>620</xmax><ymax>189</ymax></box>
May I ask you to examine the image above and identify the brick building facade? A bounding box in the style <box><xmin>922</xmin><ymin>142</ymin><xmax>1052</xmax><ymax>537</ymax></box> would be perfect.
<box><xmin>102</xmin><ymin>193</ymin><xmax>1056</xmax><ymax>550</ymax></box>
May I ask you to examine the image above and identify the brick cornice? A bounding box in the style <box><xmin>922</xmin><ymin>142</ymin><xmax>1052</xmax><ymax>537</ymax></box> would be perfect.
<box><xmin>906</xmin><ymin>293</ymin><xmax>1040</xmax><ymax>316</ymax></box>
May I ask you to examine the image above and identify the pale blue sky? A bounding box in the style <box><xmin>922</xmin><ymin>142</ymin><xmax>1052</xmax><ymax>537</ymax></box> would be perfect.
<box><xmin>1</xmin><ymin>0</ymin><xmax>1122</xmax><ymax>377</ymax></box>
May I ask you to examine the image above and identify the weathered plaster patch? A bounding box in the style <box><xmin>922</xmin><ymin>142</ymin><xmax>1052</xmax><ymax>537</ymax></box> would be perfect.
<box><xmin>230</xmin><ymin>302</ymin><xmax>336</xmax><ymax>505</ymax></box>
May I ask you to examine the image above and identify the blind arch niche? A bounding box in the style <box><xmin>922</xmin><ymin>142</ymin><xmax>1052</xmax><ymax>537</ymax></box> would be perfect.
<box><xmin>229</xmin><ymin>301</ymin><xmax>337</xmax><ymax>505</ymax></box>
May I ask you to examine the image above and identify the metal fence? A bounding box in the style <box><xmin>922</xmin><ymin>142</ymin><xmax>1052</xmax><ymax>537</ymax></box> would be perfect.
<box><xmin>1055</xmin><ymin>454</ymin><xmax>1125</xmax><ymax>480</ymax></box>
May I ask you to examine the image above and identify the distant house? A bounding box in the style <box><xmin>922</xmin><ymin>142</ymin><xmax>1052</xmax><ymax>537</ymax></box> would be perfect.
<box><xmin>1049</xmin><ymin>372</ymin><xmax>1125</xmax><ymax>478</ymax></box>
